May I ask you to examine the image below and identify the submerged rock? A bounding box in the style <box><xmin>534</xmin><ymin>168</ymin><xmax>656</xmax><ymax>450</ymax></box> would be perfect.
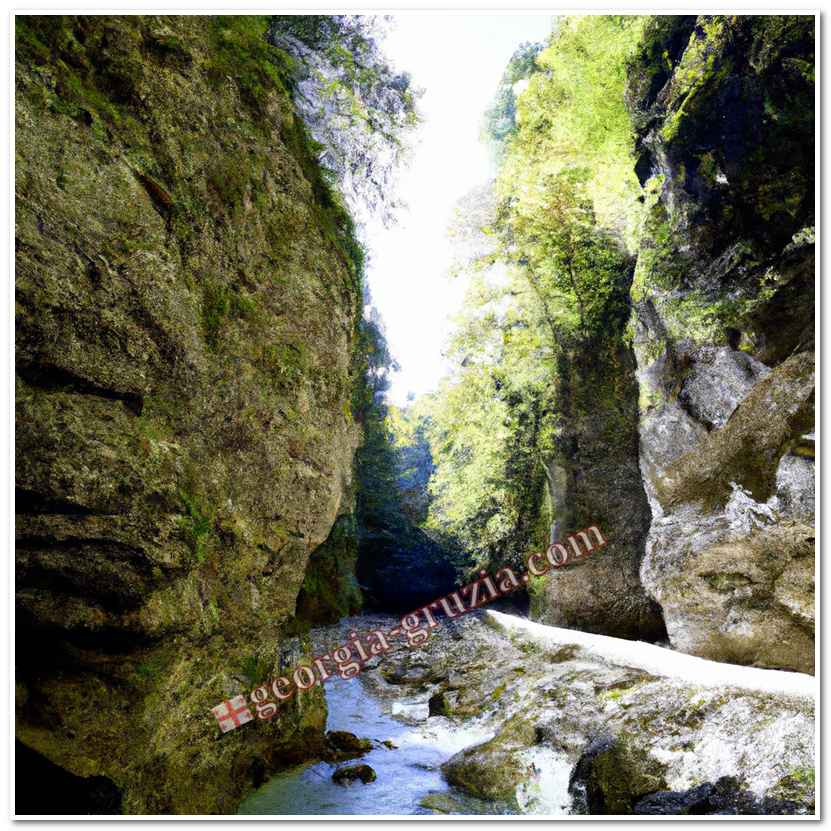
<box><xmin>324</xmin><ymin>731</ymin><xmax>373</xmax><ymax>761</ymax></box>
<box><xmin>332</xmin><ymin>764</ymin><xmax>377</xmax><ymax>785</ymax></box>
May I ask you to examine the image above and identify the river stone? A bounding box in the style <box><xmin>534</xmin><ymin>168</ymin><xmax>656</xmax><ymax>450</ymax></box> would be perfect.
<box><xmin>324</xmin><ymin>731</ymin><xmax>373</xmax><ymax>761</ymax></box>
<box><xmin>307</xmin><ymin>612</ymin><xmax>813</xmax><ymax>815</ymax></box>
<box><xmin>332</xmin><ymin>764</ymin><xmax>377</xmax><ymax>785</ymax></box>
<box><xmin>632</xmin><ymin>776</ymin><xmax>805</xmax><ymax>815</ymax></box>
<box><xmin>428</xmin><ymin>690</ymin><xmax>455</xmax><ymax>717</ymax></box>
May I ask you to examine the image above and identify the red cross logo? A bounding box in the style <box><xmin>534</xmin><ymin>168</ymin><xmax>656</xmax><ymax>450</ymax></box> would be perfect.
<box><xmin>211</xmin><ymin>695</ymin><xmax>254</xmax><ymax>733</ymax></box>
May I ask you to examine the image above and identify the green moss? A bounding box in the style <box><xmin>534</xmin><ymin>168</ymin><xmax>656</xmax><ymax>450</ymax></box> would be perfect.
<box><xmin>295</xmin><ymin>514</ymin><xmax>362</xmax><ymax>625</ymax></box>
<box><xmin>584</xmin><ymin>736</ymin><xmax>668</xmax><ymax>814</ymax></box>
<box><xmin>201</xmin><ymin>281</ymin><xmax>262</xmax><ymax>348</ymax></box>
<box><xmin>178</xmin><ymin>490</ymin><xmax>215</xmax><ymax>564</ymax></box>
<box><xmin>660</xmin><ymin>17</ymin><xmax>732</xmax><ymax>144</ymax></box>
<box><xmin>206</xmin><ymin>16</ymin><xmax>294</xmax><ymax>108</ymax></box>
<box><xmin>491</xmin><ymin>682</ymin><xmax>508</xmax><ymax>701</ymax></box>
<box><xmin>630</xmin><ymin>176</ymin><xmax>684</xmax><ymax>301</ymax></box>
<box><xmin>239</xmin><ymin>653</ymin><xmax>271</xmax><ymax>686</ymax></box>
<box><xmin>770</xmin><ymin>767</ymin><xmax>815</xmax><ymax>810</ymax></box>
<box><xmin>599</xmin><ymin>687</ymin><xmax>624</xmax><ymax>703</ymax></box>
<box><xmin>260</xmin><ymin>341</ymin><xmax>310</xmax><ymax>389</ymax></box>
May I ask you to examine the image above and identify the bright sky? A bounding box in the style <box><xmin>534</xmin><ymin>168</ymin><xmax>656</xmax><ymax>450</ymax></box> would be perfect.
<box><xmin>364</xmin><ymin>14</ymin><xmax>553</xmax><ymax>405</ymax></box>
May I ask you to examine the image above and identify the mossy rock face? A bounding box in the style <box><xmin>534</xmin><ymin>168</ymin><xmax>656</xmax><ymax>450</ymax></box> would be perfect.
<box><xmin>627</xmin><ymin>15</ymin><xmax>814</xmax><ymax>451</ymax></box>
<box><xmin>768</xmin><ymin>767</ymin><xmax>815</xmax><ymax>812</ymax></box>
<box><xmin>295</xmin><ymin>511</ymin><xmax>363</xmax><ymax>625</ymax></box>
<box><xmin>628</xmin><ymin>15</ymin><xmax>814</xmax><ymax>269</ymax></box>
<box><xmin>15</xmin><ymin>15</ymin><xmax>363</xmax><ymax>814</ymax></box>
<box><xmin>533</xmin><ymin>333</ymin><xmax>666</xmax><ymax>641</ymax></box>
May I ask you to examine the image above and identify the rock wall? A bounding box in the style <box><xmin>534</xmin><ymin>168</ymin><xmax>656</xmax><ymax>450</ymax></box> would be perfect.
<box><xmin>626</xmin><ymin>16</ymin><xmax>815</xmax><ymax>672</ymax></box>
<box><xmin>16</xmin><ymin>16</ymin><xmax>363</xmax><ymax>813</ymax></box>
<box><xmin>531</xmin><ymin>333</ymin><xmax>666</xmax><ymax>641</ymax></box>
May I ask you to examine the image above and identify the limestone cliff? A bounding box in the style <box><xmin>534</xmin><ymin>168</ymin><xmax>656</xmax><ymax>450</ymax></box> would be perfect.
<box><xmin>626</xmin><ymin>15</ymin><xmax>815</xmax><ymax>672</ymax></box>
<box><xmin>16</xmin><ymin>15</ymin><xmax>364</xmax><ymax>813</ymax></box>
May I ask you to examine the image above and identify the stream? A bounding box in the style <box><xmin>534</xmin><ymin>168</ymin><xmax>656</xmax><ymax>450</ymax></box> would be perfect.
<box><xmin>237</xmin><ymin>613</ymin><xmax>553</xmax><ymax>816</ymax></box>
<box><xmin>235</xmin><ymin>610</ymin><xmax>816</xmax><ymax>817</ymax></box>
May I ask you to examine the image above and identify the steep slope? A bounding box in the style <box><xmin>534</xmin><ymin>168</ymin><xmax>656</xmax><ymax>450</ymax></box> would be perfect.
<box><xmin>16</xmin><ymin>15</ymin><xmax>363</xmax><ymax>813</ymax></box>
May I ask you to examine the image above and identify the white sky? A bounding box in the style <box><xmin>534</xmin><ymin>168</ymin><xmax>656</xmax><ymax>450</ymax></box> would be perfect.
<box><xmin>364</xmin><ymin>14</ymin><xmax>553</xmax><ymax>405</ymax></box>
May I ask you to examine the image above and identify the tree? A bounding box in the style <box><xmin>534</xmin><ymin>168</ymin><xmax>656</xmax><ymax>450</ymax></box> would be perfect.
<box><xmin>269</xmin><ymin>15</ymin><xmax>421</xmax><ymax>223</ymax></box>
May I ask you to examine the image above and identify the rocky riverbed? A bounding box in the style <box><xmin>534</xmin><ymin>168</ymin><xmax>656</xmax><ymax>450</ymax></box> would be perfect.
<box><xmin>238</xmin><ymin>611</ymin><xmax>815</xmax><ymax>816</ymax></box>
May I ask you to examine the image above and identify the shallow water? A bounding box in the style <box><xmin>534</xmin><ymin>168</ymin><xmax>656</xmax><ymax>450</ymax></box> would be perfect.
<box><xmin>237</xmin><ymin>672</ymin><xmax>502</xmax><ymax>816</ymax></box>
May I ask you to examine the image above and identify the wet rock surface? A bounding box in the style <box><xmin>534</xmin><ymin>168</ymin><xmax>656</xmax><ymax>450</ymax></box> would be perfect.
<box><xmin>269</xmin><ymin>612</ymin><xmax>815</xmax><ymax>816</ymax></box>
<box><xmin>632</xmin><ymin>776</ymin><xmax>807</xmax><ymax>816</ymax></box>
<box><xmin>332</xmin><ymin>764</ymin><xmax>377</xmax><ymax>785</ymax></box>
<box><xmin>323</xmin><ymin>731</ymin><xmax>374</xmax><ymax>762</ymax></box>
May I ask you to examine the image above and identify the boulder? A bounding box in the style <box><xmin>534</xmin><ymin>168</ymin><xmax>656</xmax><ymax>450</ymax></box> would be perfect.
<box><xmin>332</xmin><ymin>764</ymin><xmax>377</xmax><ymax>785</ymax></box>
<box><xmin>678</xmin><ymin>346</ymin><xmax>770</xmax><ymax>430</ymax></box>
<box><xmin>324</xmin><ymin>731</ymin><xmax>373</xmax><ymax>761</ymax></box>
<box><xmin>568</xmin><ymin>734</ymin><xmax>667</xmax><ymax>814</ymax></box>
<box><xmin>642</xmin><ymin>503</ymin><xmax>814</xmax><ymax>673</ymax></box>
<box><xmin>428</xmin><ymin>690</ymin><xmax>454</xmax><ymax>717</ymax></box>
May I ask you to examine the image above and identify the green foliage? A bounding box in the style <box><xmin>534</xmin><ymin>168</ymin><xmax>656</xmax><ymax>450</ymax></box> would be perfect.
<box><xmin>481</xmin><ymin>41</ymin><xmax>544</xmax><ymax>160</ymax></box>
<box><xmin>497</xmin><ymin>168</ymin><xmax>633</xmax><ymax>339</ymax></box>
<box><xmin>416</xmin><ymin>253</ymin><xmax>561</xmax><ymax>574</ymax></box>
<box><xmin>500</xmin><ymin>15</ymin><xmax>648</xmax><ymax>246</ymax></box>
<box><xmin>418</xmin><ymin>16</ymin><xmax>648</xmax><ymax>576</ymax></box>
<box><xmin>268</xmin><ymin>15</ymin><xmax>421</xmax><ymax>221</ymax></box>
<box><xmin>353</xmin><ymin>313</ymin><xmax>403</xmax><ymax>534</ymax></box>
<box><xmin>388</xmin><ymin>404</ymin><xmax>435</xmax><ymax>525</ymax></box>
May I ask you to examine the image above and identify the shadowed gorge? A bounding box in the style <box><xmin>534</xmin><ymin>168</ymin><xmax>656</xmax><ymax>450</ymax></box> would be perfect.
<box><xmin>15</xmin><ymin>13</ymin><xmax>815</xmax><ymax>817</ymax></box>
